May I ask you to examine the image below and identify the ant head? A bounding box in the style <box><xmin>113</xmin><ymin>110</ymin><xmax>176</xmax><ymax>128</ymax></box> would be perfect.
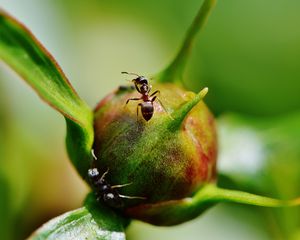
<box><xmin>133</xmin><ymin>76</ymin><xmax>148</xmax><ymax>86</ymax></box>
<box><xmin>88</xmin><ymin>168</ymin><xmax>100</xmax><ymax>181</ymax></box>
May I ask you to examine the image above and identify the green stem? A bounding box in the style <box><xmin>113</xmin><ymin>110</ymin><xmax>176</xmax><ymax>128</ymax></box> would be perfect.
<box><xmin>155</xmin><ymin>0</ymin><xmax>217</xmax><ymax>84</ymax></box>
<box><xmin>200</xmin><ymin>184</ymin><xmax>300</xmax><ymax>207</ymax></box>
<box><xmin>126</xmin><ymin>183</ymin><xmax>300</xmax><ymax>226</ymax></box>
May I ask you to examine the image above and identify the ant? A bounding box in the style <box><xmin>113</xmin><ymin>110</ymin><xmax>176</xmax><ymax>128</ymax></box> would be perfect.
<box><xmin>122</xmin><ymin>71</ymin><xmax>163</xmax><ymax>121</ymax></box>
<box><xmin>87</xmin><ymin>150</ymin><xmax>145</xmax><ymax>209</ymax></box>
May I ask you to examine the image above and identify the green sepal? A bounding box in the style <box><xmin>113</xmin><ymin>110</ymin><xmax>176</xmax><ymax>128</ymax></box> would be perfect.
<box><xmin>0</xmin><ymin>10</ymin><xmax>94</xmax><ymax>177</ymax></box>
<box><xmin>155</xmin><ymin>0</ymin><xmax>216</xmax><ymax>84</ymax></box>
<box><xmin>29</xmin><ymin>194</ymin><xmax>130</xmax><ymax>240</ymax></box>
<box><xmin>169</xmin><ymin>87</ymin><xmax>208</xmax><ymax>128</ymax></box>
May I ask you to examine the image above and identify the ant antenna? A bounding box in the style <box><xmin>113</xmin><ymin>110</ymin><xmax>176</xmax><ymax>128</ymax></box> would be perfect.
<box><xmin>90</xmin><ymin>149</ymin><xmax>99</xmax><ymax>168</ymax></box>
<box><xmin>100</xmin><ymin>168</ymin><xmax>109</xmax><ymax>181</ymax></box>
<box><xmin>91</xmin><ymin>149</ymin><xmax>97</xmax><ymax>161</ymax></box>
<box><xmin>121</xmin><ymin>71</ymin><xmax>140</xmax><ymax>77</ymax></box>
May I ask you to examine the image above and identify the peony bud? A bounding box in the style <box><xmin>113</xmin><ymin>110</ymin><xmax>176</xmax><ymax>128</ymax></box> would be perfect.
<box><xmin>92</xmin><ymin>83</ymin><xmax>217</xmax><ymax>225</ymax></box>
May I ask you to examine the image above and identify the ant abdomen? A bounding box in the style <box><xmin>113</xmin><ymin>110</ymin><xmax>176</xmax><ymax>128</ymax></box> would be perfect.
<box><xmin>102</xmin><ymin>193</ymin><xmax>123</xmax><ymax>208</ymax></box>
<box><xmin>140</xmin><ymin>101</ymin><xmax>154</xmax><ymax>121</ymax></box>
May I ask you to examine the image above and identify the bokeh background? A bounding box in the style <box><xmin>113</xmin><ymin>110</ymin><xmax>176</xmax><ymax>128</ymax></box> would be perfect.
<box><xmin>1</xmin><ymin>0</ymin><xmax>300</xmax><ymax>239</ymax></box>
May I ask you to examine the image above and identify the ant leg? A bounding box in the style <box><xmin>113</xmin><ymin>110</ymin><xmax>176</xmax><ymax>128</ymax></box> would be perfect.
<box><xmin>146</xmin><ymin>85</ymin><xmax>152</xmax><ymax>95</ymax></box>
<box><xmin>133</xmin><ymin>84</ymin><xmax>142</xmax><ymax>94</ymax></box>
<box><xmin>151</xmin><ymin>94</ymin><xmax>173</xmax><ymax>120</ymax></box>
<box><xmin>151</xmin><ymin>96</ymin><xmax>157</xmax><ymax>102</ymax></box>
<box><xmin>119</xmin><ymin>194</ymin><xmax>146</xmax><ymax>200</ymax></box>
<box><xmin>126</xmin><ymin>97</ymin><xmax>141</xmax><ymax>105</ymax></box>
<box><xmin>111</xmin><ymin>182</ymin><xmax>132</xmax><ymax>189</ymax></box>
<box><xmin>150</xmin><ymin>90</ymin><xmax>160</xmax><ymax>97</ymax></box>
<box><xmin>137</xmin><ymin>103</ymin><xmax>142</xmax><ymax>121</ymax></box>
<box><xmin>100</xmin><ymin>168</ymin><xmax>109</xmax><ymax>181</ymax></box>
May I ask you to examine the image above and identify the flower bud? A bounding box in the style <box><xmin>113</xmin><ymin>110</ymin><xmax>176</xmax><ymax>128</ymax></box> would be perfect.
<box><xmin>92</xmin><ymin>83</ymin><xmax>217</xmax><ymax>225</ymax></box>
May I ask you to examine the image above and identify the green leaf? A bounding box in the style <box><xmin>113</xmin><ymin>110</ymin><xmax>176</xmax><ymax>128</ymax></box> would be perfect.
<box><xmin>155</xmin><ymin>0</ymin><xmax>216</xmax><ymax>84</ymax></box>
<box><xmin>0</xmin><ymin>173</ymin><xmax>12</xmax><ymax>240</ymax></box>
<box><xmin>29</xmin><ymin>194</ymin><xmax>128</xmax><ymax>240</ymax></box>
<box><xmin>0</xmin><ymin>10</ymin><xmax>94</xmax><ymax>177</ymax></box>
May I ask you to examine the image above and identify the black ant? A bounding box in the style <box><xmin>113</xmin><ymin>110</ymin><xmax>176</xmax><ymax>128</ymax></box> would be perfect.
<box><xmin>87</xmin><ymin>150</ymin><xmax>145</xmax><ymax>209</ymax></box>
<box><xmin>122</xmin><ymin>71</ymin><xmax>163</xmax><ymax>121</ymax></box>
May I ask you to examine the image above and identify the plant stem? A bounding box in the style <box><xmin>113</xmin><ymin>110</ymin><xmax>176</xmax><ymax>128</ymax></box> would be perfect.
<box><xmin>126</xmin><ymin>183</ymin><xmax>300</xmax><ymax>226</ymax></box>
<box><xmin>155</xmin><ymin>0</ymin><xmax>217</xmax><ymax>84</ymax></box>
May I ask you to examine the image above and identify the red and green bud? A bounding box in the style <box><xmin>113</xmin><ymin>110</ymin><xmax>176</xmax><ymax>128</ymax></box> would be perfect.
<box><xmin>92</xmin><ymin>83</ymin><xmax>217</xmax><ymax>225</ymax></box>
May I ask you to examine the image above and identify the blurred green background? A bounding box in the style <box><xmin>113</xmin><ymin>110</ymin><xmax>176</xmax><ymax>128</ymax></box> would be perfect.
<box><xmin>0</xmin><ymin>0</ymin><xmax>300</xmax><ymax>239</ymax></box>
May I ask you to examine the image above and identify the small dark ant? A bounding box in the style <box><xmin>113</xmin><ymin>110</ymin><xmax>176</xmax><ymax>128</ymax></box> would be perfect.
<box><xmin>118</xmin><ymin>84</ymin><xmax>135</xmax><ymax>92</ymax></box>
<box><xmin>88</xmin><ymin>150</ymin><xmax>145</xmax><ymax>209</ymax></box>
<box><xmin>122</xmin><ymin>71</ymin><xmax>164</xmax><ymax>121</ymax></box>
